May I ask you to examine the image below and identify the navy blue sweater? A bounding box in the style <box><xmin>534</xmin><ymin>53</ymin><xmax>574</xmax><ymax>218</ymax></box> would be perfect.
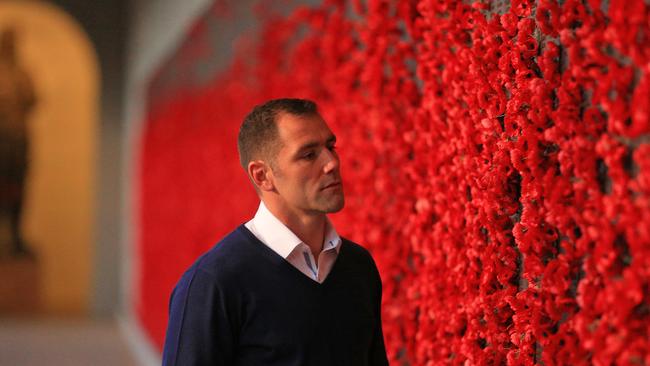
<box><xmin>162</xmin><ymin>224</ymin><xmax>389</xmax><ymax>366</ymax></box>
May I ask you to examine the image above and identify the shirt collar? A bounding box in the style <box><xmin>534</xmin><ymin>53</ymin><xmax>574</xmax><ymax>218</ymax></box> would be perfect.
<box><xmin>322</xmin><ymin>219</ymin><xmax>342</xmax><ymax>252</ymax></box>
<box><xmin>251</xmin><ymin>201</ymin><xmax>342</xmax><ymax>258</ymax></box>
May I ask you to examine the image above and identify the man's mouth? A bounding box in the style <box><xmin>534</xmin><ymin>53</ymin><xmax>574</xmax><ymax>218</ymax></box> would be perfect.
<box><xmin>322</xmin><ymin>181</ymin><xmax>341</xmax><ymax>190</ymax></box>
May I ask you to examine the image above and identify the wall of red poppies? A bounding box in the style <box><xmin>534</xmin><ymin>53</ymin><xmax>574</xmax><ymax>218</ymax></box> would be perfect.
<box><xmin>139</xmin><ymin>0</ymin><xmax>650</xmax><ymax>364</ymax></box>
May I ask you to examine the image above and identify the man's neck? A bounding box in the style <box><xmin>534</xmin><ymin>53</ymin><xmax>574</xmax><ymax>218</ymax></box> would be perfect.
<box><xmin>262</xmin><ymin>199</ymin><xmax>326</xmax><ymax>258</ymax></box>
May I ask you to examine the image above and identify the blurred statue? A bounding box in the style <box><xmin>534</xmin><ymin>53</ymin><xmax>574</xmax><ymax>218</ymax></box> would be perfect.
<box><xmin>0</xmin><ymin>26</ymin><xmax>36</xmax><ymax>257</ymax></box>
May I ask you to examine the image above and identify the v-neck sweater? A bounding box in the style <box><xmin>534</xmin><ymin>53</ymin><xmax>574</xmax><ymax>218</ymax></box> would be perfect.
<box><xmin>162</xmin><ymin>224</ymin><xmax>389</xmax><ymax>366</ymax></box>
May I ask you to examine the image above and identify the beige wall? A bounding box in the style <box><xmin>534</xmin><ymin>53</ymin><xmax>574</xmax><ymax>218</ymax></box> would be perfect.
<box><xmin>0</xmin><ymin>1</ymin><xmax>98</xmax><ymax>315</ymax></box>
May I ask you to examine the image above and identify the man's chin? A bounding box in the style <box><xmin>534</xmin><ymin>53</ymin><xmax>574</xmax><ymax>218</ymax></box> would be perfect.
<box><xmin>324</xmin><ymin>196</ymin><xmax>345</xmax><ymax>213</ymax></box>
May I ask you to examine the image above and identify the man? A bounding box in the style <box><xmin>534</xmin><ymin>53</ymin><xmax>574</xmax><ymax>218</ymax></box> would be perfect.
<box><xmin>162</xmin><ymin>98</ymin><xmax>389</xmax><ymax>365</ymax></box>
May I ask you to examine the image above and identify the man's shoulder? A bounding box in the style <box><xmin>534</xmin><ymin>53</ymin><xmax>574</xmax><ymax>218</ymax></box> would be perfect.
<box><xmin>341</xmin><ymin>237</ymin><xmax>369</xmax><ymax>255</ymax></box>
<box><xmin>179</xmin><ymin>225</ymin><xmax>255</xmax><ymax>284</ymax></box>
<box><xmin>341</xmin><ymin>237</ymin><xmax>379</xmax><ymax>268</ymax></box>
<box><xmin>340</xmin><ymin>238</ymin><xmax>383</xmax><ymax>289</ymax></box>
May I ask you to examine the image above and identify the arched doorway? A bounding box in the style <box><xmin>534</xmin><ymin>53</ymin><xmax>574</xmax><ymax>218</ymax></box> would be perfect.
<box><xmin>0</xmin><ymin>0</ymin><xmax>99</xmax><ymax>315</ymax></box>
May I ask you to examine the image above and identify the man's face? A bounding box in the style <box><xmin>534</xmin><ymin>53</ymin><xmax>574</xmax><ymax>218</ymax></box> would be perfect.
<box><xmin>268</xmin><ymin>112</ymin><xmax>344</xmax><ymax>215</ymax></box>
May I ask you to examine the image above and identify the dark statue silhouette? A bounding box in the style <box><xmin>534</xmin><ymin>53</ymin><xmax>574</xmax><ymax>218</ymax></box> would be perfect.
<box><xmin>0</xmin><ymin>26</ymin><xmax>36</xmax><ymax>257</ymax></box>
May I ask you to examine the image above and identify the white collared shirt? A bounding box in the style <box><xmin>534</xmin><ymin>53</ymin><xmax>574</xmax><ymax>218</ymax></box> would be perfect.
<box><xmin>244</xmin><ymin>201</ymin><xmax>342</xmax><ymax>283</ymax></box>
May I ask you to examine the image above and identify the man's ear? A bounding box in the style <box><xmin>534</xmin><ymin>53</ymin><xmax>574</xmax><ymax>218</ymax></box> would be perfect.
<box><xmin>248</xmin><ymin>160</ymin><xmax>275</xmax><ymax>192</ymax></box>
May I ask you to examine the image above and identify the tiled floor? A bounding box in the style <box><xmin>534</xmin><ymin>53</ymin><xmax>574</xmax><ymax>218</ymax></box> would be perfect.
<box><xmin>0</xmin><ymin>318</ymin><xmax>139</xmax><ymax>366</ymax></box>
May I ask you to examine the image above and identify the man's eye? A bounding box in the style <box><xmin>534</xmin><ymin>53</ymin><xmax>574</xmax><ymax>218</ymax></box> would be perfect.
<box><xmin>302</xmin><ymin>152</ymin><xmax>316</xmax><ymax>160</ymax></box>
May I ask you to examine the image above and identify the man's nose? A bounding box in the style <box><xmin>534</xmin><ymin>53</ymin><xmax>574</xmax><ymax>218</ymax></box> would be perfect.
<box><xmin>322</xmin><ymin>149</ymin><xmax>339</xmax><ymax>173</ymax></box>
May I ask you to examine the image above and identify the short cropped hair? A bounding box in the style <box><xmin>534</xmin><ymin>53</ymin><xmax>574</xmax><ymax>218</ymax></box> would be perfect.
<box><xmin>237</xmin><ymin>98</ymin><xmax>318</xmax><ymax>170</ymax></box>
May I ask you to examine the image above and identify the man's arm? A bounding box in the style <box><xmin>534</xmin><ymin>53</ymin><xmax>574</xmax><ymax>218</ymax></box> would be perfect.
<box><xmin>369</xmin><ymin>257</ymin><xmax>390</xmax><ymax>365</ymax></box>
<box><xmin>162</xmin><ymin>268</ymin><xmax>237</xmax><ymax>366</ymax></box>
<box><xmin>369</xmin><ymin>306</ymin><xmax>390</xmax><ymax>365</ymax></box>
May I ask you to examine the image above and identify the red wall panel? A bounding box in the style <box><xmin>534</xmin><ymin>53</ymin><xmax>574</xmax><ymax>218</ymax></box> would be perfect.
<box><xmin>139</xmin><ymin>0</ymin><xmax>650</xmax><ymax>363</ymax></box>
